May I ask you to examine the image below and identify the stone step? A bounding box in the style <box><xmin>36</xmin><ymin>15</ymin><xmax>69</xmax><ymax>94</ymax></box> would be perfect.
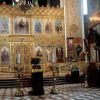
<box><xmin>0</xmin><ymin>75</ymin><xmax>85</xmax><ymax>88</ymax></box>
<box><xmin>0</xmin><ymin>76</ymin><xmax>68</xmax><ymax>88</ymax></box>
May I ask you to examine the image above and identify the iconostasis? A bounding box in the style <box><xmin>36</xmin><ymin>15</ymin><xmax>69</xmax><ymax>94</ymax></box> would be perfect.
<box><xmin>0</xmin><ymin>5</ymin><xmax>65</xmax><ymax>73</ymax></box>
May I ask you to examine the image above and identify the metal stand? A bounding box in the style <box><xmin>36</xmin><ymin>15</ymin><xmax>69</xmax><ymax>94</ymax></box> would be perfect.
<box><xmin>50</xmin><ymin>64</ymin><xmax>59</xmax><ymax>94</ymax></box>
<box><xmin>84</xmin><ymin>69</ymin><xmax>88</xmax><ymax>88</ymax></box>
<box><xmin>14</xmin><ymin>65</ymin><xmax>24</xmax><ymax>96</ymax></box>
<box><xmin>84</xmin><ymin>52</ymin><xmax>89</xmax><ymax>88</ymax></box>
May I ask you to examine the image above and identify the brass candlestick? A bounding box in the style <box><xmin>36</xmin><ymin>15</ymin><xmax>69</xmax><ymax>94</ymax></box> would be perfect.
<box><xmin>14</xmin><ymin>65</ymin><xmax>24</xmax><ymax>96</ymax></box>
<box><xmin>50</xmin><ymin>64</ymin><xmax>59</xmax><ymax>94</ymax></box>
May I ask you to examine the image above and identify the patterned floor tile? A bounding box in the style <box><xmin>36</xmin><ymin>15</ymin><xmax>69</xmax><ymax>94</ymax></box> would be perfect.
<box><xmin>0</xmin><ymin>84</ymin><xmax>100</xmax><ymax>100</ymax></box>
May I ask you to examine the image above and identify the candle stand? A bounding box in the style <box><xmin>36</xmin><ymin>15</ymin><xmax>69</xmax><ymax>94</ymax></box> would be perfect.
<box><xmin>14</xmin><ymin>65</ymin><xmax>24</xmax><ymax>96</ymax></box>
<box><xmin>50</xmin><ymin>63</ymin><xmax>59</xmax><ymax>94</ymax></box>
<box><xmin>84</xmin><ymin>52</ymin><xmax>89</xmax><ymax>88</ymax></box>
<box><xmin>80</xmin><ymin>52</ymin><xmax>89</xmax><ymax>88</ymax></box>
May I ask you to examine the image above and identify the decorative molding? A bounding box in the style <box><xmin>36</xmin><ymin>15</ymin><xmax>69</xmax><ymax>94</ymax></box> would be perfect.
<box><xmin>0</xmin><ymin>5</ymin><xmax>64</xmax><ymax>17</ymax></box>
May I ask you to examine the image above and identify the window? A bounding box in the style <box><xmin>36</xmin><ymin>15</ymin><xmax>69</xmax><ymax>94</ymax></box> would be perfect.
<box><xmin>83</xmin><ymin>0</ymin><xmax>88</xmax><ymax>15</ymax></box>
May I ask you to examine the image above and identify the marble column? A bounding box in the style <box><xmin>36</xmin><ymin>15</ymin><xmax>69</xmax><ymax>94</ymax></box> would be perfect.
<box><xmin>64</xmin><ymin>0</ymin><xmax>84</xmax><ymax>58</ymax></box>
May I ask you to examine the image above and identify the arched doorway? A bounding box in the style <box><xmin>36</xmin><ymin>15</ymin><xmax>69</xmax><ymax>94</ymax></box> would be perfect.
<box><xmin>14</xmin><ymin>44</ymin><xmax>31</xmax><ymax>75</ymax></box>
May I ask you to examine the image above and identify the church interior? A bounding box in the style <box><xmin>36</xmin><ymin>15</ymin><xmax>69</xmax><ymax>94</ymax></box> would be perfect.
<box><xmin>0</xmin><ymin>0</ymin><xmax>100</xmax><ymax>99</ymax></box>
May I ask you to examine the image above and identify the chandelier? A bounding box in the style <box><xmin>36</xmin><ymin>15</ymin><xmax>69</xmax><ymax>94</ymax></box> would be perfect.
<box><xmin>16</xmin><ymin>0</ymin><xmax>33</xmax><ymax>12</ymax></box>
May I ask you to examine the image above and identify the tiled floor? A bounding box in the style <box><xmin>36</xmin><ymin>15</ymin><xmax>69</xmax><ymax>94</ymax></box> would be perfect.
<box><xmin>0</xmin><ymin>84</ymin><xmax>100</xmax><ymax>100</ymax></box>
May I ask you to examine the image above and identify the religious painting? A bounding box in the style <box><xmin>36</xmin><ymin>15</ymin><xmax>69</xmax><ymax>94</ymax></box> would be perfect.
<box><xmin>44</xmin><ymin>18</ymin><xmax>52</xmax><ymax>34</ymax></box>
<box><xmin>67</xmin><ymin>37</ymin><xmax>75</xmax><ymax>61</ymax></box>
<box><xmin>67</xmin><ymin>37</ymin><xmax>74</xmax><ymax>50</ymax></box>
<box><xmin>67</xmin><ymin>37</ymin><xmax>83</xmax><ymax>61</ymax></box>
<box><xmin>46</xmin><ymin>46</ymin><xmax>52</xmax><ymax>62</ymax></box>
<box><xmin>14</xmin><ymin>16</ymin><xmax>30</xmax><ymax>35</ymax></box>
<box><xmin>0</xmin><ymin>47</ymin><xmax>10</xmax><ymax>65</ymax></box>
<box><xmin>35</xmin><ymin>46</ymin><xmax>43</xmax><ymax>58</ymax></box>
<box><xmin>74</xmin><ymin>37</ymin><xmax>83</xmax><ymax>59</ymax></box>
<box><xmin>34</xmin><ymin>18</ymin><xmax>42</xmax><ymax>34</ymax></box>
<box><xmin>0</xmin><ymin>16</ymin><xmax>10</xmax><ymax>34</ymax></box>
<box><xmin>56</xmin><ymin>45</ymin><xmax>63</xmax><ymax>63</ymax></box>
<box><xmin>55</xmin><ymin>19</ymin><xmax>62</xmax><ymax>34</ymax></box>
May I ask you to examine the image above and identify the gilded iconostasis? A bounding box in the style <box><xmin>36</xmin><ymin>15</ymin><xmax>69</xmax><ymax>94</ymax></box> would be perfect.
<box><xmin>0</xmin><ymin>4</ymin><xmax>83</xmax><ymax>76</ymax></box>
<box><xmin>0</xmin><ymin>5</ymin><xmax>65</xmax><ymax>73</ymax></box>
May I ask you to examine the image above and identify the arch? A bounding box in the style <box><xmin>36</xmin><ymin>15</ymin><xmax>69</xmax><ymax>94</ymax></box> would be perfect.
<box><xmin>13</xmin><ymin>44</ymin><xmax>31</xmax><ymax>72</ymax></box>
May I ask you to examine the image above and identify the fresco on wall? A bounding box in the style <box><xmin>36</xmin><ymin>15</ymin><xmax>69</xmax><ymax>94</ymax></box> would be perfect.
<box><xmin>44</xmin><ymin>18</ymin><xmax>52</xmax><ymax>34</ymax></box>
<box><xmin>1</xmin><ymin>47</ymin><xmax>10</xmax><ymax>65</ymax></box>
<box><xmin>55</xmin><ymin>19</ymin><xmax>62</xmax><ymax>34</ymax></box>
<box><xmin>0</xmin><ymin>16</ymin><xmax>10</xmax><ymax>34</ymax></box>
<box><xmin>14</xmin><ymin>16</ymin><xmax>30</xmax><ymax>34</ymax></box>
<box><xmin>34</xmin><ymin>18</ymin><xmax>42</xmax><ymax>34</ymax></box>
